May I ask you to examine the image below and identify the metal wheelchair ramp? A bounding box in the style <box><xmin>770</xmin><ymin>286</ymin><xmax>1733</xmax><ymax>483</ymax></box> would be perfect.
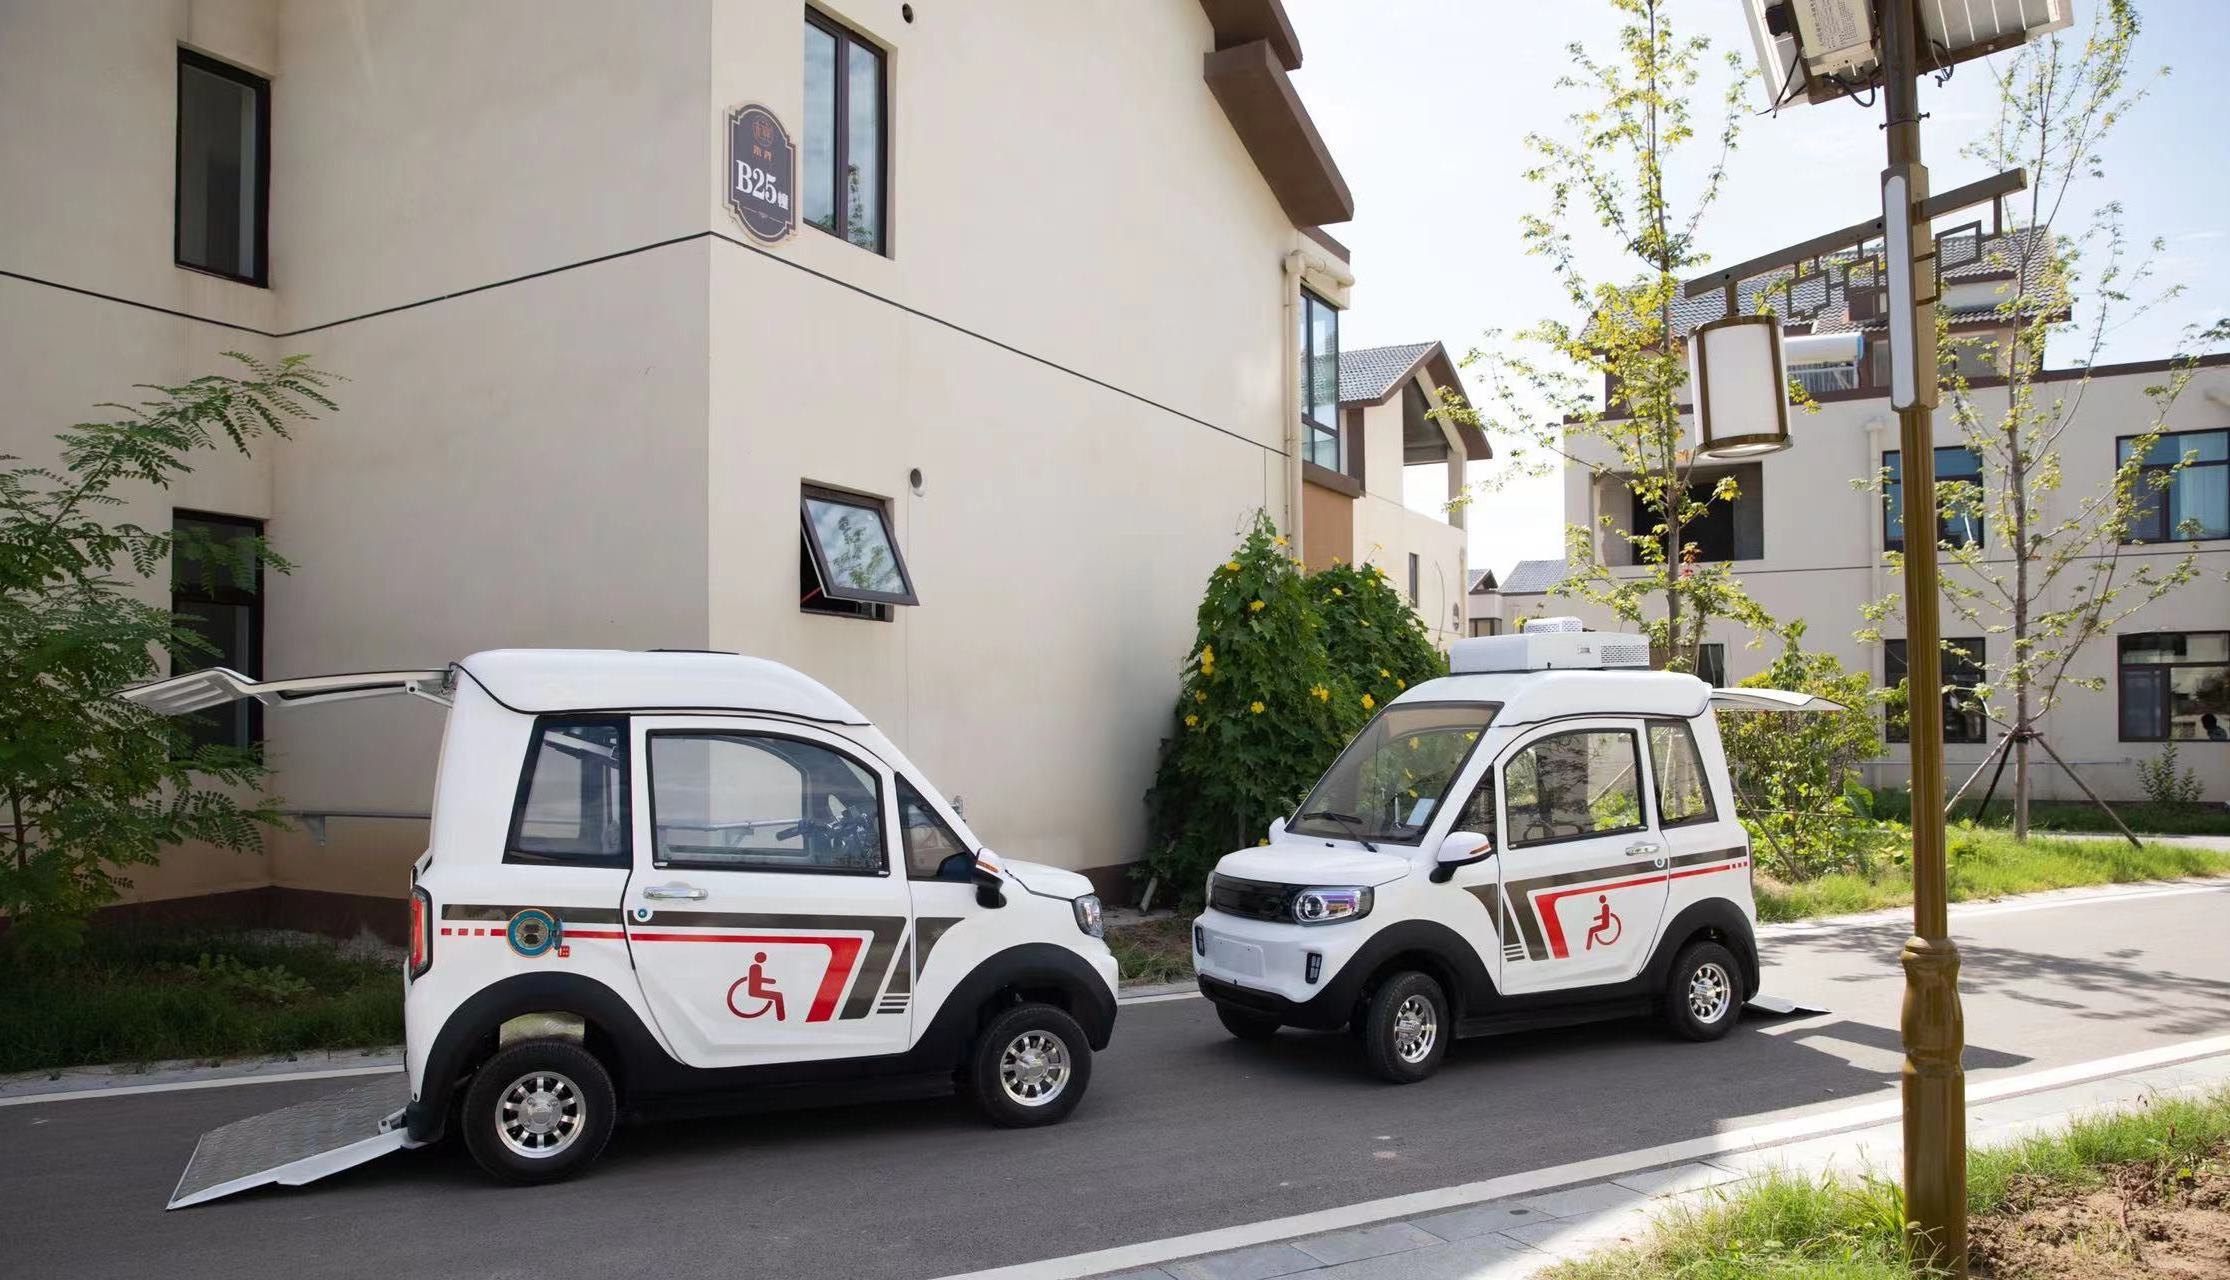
<box><xmin>168</xmin><ymin>1074</ymin><xmax>419</xmax><ymax>1209</ymax></box>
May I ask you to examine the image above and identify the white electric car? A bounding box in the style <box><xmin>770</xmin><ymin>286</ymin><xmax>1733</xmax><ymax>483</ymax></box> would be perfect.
<box><xmin>126</xmin><ymin>649</ymin><xmax>1117</xmax><ymax>1205</ymax></box>
<box><xmin>1193</xmin><ymin>624</ymin><xmax>1837</xmax><ymax>1082</ymax></box>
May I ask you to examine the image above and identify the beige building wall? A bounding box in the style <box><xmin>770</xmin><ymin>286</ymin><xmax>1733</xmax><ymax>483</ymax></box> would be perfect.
<box><xmin>1</xmin><ymin>0</ymin><xmax>1339</xmax><ymax>911</ymax></box>
<box><xmin>1547</xmin><ymin>363</ymin><xmax>2230</xmax><ymax>803</ymax></box>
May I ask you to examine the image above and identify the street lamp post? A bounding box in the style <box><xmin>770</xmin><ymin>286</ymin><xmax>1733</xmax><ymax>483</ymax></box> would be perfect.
<box><xmin>1876</xmin><ymin>1</ymin><xmax>1966</xmax><ymax>1269</ymax></box>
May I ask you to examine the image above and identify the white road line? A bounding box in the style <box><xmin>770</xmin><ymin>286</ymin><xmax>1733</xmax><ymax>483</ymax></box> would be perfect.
<box><xmin>927</xmin><ymin>1035</ymin><xmax>2230</xmax><ymax>1280</ymax></box>
<box><xmin>0</xmin><ymin>1064</ymin><xmax>400</xmax><ymax>1108</ymax></box>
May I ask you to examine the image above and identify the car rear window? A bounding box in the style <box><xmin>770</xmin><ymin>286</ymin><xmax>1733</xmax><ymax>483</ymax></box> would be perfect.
<box><xmin>506</xmin><ymin>717</ymin><xmax>630</xmax><ymax>867</ymax></box>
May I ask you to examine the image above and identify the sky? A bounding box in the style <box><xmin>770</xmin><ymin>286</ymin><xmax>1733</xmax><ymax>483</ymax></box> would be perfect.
<box><xmin>1280</xmin><ymin>0</ymin><xmax>2230</xmax><ymax>580</ymax></box>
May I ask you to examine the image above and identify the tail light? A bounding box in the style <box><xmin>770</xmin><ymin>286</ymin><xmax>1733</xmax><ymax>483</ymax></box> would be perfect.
<box><xmin>409</xmin><ymin>886</ymin><xmax>433</xmax><ymax>980</ymax></box>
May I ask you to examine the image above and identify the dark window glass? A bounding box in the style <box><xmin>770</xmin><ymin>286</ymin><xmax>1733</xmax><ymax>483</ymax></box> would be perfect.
<box><xmin>175</xmin><ymin>50</ymin><xmax>267</xmax><ymax>284</ymax></box>
<box><xmin>1407</xmin><ymin>553</ymin><xmax>1420</xmax><ymax>605</ymax></box>
<box><xmin>170</xmin><ymin>511</ymin><xmax>263</xmax><ymax>750</ymax></box>
<box><xmin>1505</xmin><ymin>728</ymin><xmax>1647</xmax><ymax>845</ymax></box>
<box><xmin>1885</xmin><ymin>637</ymin><xmax>1989</xmax><ymax>745</ymax></box>
<box><xmin>800</xmin><ymin>486</ymin><xmax>917</xmax><ymax>617</ymax></box>
<box><xmin>1453</xmin><ymin>773</ymin><xmax>1498</xmax><ymax>840</ymax></box>
<box><xmin>1883</xmin><ymin>447</ymin><xmax>1984</xmax><ymax>553</ymax></box>
<box><xmin>2118</xmin><ymin>632</ymin><xmax>2229</xmax><ymax>742</ymax></box>
<box><xmin>507</xmin><ymin>719</ymin><xmax>630</xmax><ymax>866</ymax></box>
<box><xmin>1300</xmin><ymin>289</ymin><xmax>1340</xmax><ymax>467</ymax></box>
<box><xmin>2121</xmin><ymin>430</ymin><xmax>2228</xmax><ymax>544</ymax></box>
<box><xmin>802</xmin><ymin>11</ymin><xmax>886</xmax><ymax>253</ymax></box>
<box><xmin>1695</xmin><ymin>643</ymin><xmax>1727</xmax><ymax>689</ymax></box>
<box><xmin>1648</xmin><ymin>720</ymin><xmax>1717</xmax><ymax>827</ymax></box>
<box><xmin>1631</xmin><ymin>478</ymin><xmax>1754</xmax><ymax>562</ymax></box>
<box><xmin>898</xmin><ymin>779</ymin><xmax>970</xmax><ymax>879</ymax></box>
<box><xmin>650</xmin><ymin>733</ymin><xmax>884</xmax><ymax>874</ymax></box>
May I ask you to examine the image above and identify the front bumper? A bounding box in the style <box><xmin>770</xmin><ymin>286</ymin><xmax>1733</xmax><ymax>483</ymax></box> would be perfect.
<box><xmin>1192</xmin><ymin>908</ymin><xmax>1374</xmax><ymax>1027</ymax></box>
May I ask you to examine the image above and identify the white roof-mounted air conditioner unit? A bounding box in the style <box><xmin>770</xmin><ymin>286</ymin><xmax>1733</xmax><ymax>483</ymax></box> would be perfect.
<box><xmin>1450</xmin><ymin>631</ymin><xmax>1653</xmax><ymax>675</ymax></box>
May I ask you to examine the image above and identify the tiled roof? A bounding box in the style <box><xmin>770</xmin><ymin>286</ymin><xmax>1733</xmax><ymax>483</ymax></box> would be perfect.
<box><xmin>1468</xmin><ymin>568</ymin><xmax>1499</xmax><ymax>594</ymax></box>
<box><xmin>1338</xmin><ymin>342</ymin><xmax>1437</xmax><ymax>404</ymax></box>
<box><xmin>1500</xmin><ymin>558</ymin><xmax>1570</xmax><ymax>595</ymax></box>
<box><xmin>1673</xmin><ymin>224</ymin><xmax>2052</xmax><ymax>338</ymax></box>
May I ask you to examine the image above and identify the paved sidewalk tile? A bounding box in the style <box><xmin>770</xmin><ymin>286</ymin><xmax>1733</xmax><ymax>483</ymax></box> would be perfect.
<box><xmin>1610</xmin><ymin>1160</ymin><xmax>1750</xmax><ymax>1197</ymax></box>
<box><xmin>1513</xmin><ymin>1180</ymin><xmax>1651</xmax><ymax>1220</ymax></box>
<box><xmin>1167</xmin><ymin>1243</ymin><xmax>1322</xmax><ymax>1280</ymax></box>
<box><xmin>1412</xmin><ymin>1200</ymin><xmax>1546</xmax><ymax>1242</ymax></box>
<box><xmin>1096</xmin><ymin>1270</ymin><xmax>1179</xmax><ymax>1280</ymax></box>
<box><xmin>1318</xmin><ymin>1233</ymin><xmax>1538</xmax><ymax>1280</ymax></box>
<box><xmin>1291</xmin><ymin>1221</ymin><xmax>1441</xmax><ymax>1266</ymax></box>
<box><xmin>1502</xmin><ymin>1205</ymin><xmax>1656</xmax><ymax>1254</ymax></box>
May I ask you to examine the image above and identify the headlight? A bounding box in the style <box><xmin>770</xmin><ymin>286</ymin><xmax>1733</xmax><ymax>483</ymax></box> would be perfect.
<box><xmin>1292</xmin><ymin>886</ymin><xmax>1372</xmax><ymax>925</ymax></box>
<box><xmin>1072</xmin><ymin>894</ymin><xmax>1104</xmax><ymax>938</ymax></box>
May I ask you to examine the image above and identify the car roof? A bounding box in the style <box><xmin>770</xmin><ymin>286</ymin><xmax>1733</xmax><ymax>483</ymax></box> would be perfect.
<box><xmin>1396</xmin><ymin>668</ymin><xmax>1710</xmax><ymax>726</ymax></box>
<box><xmin>455</xmin><ymin>649</ymin><xmax>870</xmax><ymax>723</ymax></box>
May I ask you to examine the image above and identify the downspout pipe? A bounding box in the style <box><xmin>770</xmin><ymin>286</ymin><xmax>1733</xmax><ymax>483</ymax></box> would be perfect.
<box><xmin>1282</xmin><ymin>250</ymin><xmax>1306</xmax><ymax>546</ymax></box>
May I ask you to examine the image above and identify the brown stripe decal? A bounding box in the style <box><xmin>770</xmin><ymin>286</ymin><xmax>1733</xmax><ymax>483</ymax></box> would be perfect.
<box><xmin>621</xmin><ymin>910</ymin><xmax>906</xmax><ymax>1021</ymax></box>
<box><xmin>443</xmin><ymin>904</ymin><xmax>625</xmax><ymax>925</ymax></box>
<box><xmin>915</xmin><ymin>916</ymin><xmax>963</xmax><ymax>979</ymax></box>
<box><xmin>1498</xmin><ymin>846</ymin><xmax>1748</xmax><ymax>962</ymax></box>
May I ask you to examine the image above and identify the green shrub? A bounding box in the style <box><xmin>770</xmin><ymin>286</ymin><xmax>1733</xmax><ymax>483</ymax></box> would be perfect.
<box><xmin>2136</xmin><ymin>737</ymin><xmax>2205</xmax><ymax>806</ymax></box>
<box><xmin>1719</xmin><ymin>630</ymin><xmax>1894</xmax><ymax>882</ymax></box>
<box><xmin>1142</xmin><ymin>515</ymin><xmax>1448</xmax><ymax>904</ymax></box>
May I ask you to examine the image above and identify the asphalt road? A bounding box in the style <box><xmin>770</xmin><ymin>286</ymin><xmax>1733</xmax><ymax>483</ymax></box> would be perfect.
<box><xmin>5</xmin><ymin>883</ymin><xmax>2227</xmax><ymax>1280</ymax></box>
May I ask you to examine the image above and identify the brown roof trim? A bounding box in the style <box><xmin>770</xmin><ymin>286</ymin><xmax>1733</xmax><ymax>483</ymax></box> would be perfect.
<box><xmin>1198</xmin><ymin>0</ymin><xmax>1302</xmax><ymax>70</ymax></box>
<box><xmin>1303</xmin><ymin>225</ymin><xmax>1350</xmax><ymax>263</ymax></box>
<box><xmin>1302</xmin><ymin>459</ymin><xmax>1362</xmax><ymax>498</ymax></box>
<box><xmin>1336</xmin><ymin>341</ymin><xmax>1493</xmax><ymax>459</ymax></box>
<box><xmin>1204</xmin><ymin>40</ymin><xmax>1354</xmax><ymax>228</ymax></box>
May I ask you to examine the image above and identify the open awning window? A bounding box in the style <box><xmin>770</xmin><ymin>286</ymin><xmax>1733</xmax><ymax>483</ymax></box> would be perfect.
<box><xmin>800</xmin><ymin>486</ymin><xmax>918</xmax><ymax>607</ymax></box>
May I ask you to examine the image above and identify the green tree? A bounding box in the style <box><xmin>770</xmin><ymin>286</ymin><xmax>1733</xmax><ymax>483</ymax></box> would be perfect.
<box><xmin>1467</xmin><ymin>0</ymin><xmax>1777</xmax><ymax>673</ymax></box>
<box><xmin>0</xmin><ymin>354</ymin><xmax>336</xmax><ymax>954</ymax></box>
<box><xmin>1863</xmin><ymin>1</ymin><xmax>2215</xmax><ymax>838</ymax></box>
<box><xmin>1717</xmin><ymin>626</ymin><xmax>1890</xmax><ymax>882</ymax></box>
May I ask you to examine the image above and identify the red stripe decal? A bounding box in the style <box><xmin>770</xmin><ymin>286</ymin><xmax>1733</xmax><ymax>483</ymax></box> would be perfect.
<box><xmin>626</xmin><ymin>932</ymin><xmax>864</xmax><ymax>1022</ymax></box>
<box><xmin>1530</xmin><ymin>858</ymin><xmax>1748</xmax><ymax>958</ymax></box>
<box><xmin>564</xmin><ymin>928</ymin><xmax>625</xmax><ymax>939</ymax></box>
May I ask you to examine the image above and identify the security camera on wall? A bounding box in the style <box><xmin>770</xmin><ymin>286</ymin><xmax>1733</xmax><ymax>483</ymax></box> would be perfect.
<box><xmin>1742</xmin><ymin>0</ymin><xmax>2071</xmax><ymax>109</ymax></box>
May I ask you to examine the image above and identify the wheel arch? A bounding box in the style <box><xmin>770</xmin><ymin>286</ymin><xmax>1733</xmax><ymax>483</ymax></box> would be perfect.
<box><xmin>924</xmin><ymin>942</ymin><xmax>1117</xmax><ymax>1062</ymax></box>
<box><xmin>408</xmin><ymin>973</ymin><xmax>665</xmax><ymax>1143</ymax></box>
<box><xmin>1645</xmin><ymin>899</ymin><xmax>1760</xmax><ymax>997</ymax></box>
<box><xmin>1340</xmin><ymin>920</ymin><xmax>1495</xmax><ymax>1025</ymax></box>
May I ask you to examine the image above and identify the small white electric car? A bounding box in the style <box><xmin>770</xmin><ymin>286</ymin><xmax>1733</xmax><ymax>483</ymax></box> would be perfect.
<box><xmin>1193</xmin><ymin>624</ymin><xmax>1836</xmax><ymax>1082</ymax></box>
<box><xmin>127</xmin><ymin>649</ymin><xmax>1116</xmax><ymax>1204</ymax></box>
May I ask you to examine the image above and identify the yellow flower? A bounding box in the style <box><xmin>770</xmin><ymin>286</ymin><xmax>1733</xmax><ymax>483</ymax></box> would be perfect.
<box><xmin>1361</xmin><ymin>693</ymin><xmax>1376</xmax><ymax>710</ymax></box>
<box><xmin>1397</xmin><ymin>678</ymin><xmax>1407</xmax><ymax>689</ymax></box>
<box><xmin>1361</xmin><ymin>619</ymin><xmax>1372</xmax><ymax>628</ymax></box>
<box><xmin>1464</xmin><ymin>731</ymin><xmax>1479</xmax><ymax>743</ymax></box>
<box><xmin>1183</xmin><ymin>713</ymin><xmax>1199</xmax><ymax>728</ymax></box>
<box><xmin>1258</xmin><ymin>837</ymin><xmax>1271</xmax><ymax>846</ymax></box>
<box><xmin>1249</xmin><ymin>700</ymin><xmax>1265</xmax><ymax>714</ymax></box>
<box><xmin>1274</xmin><ymin>535</ymin><xmax>1289</xmax><ymax>547</ymax></box>
<box><xmin>1331</xmin><ymin>587</ymin><xmax>1344</xmax><ymax>597</ymax></box>
<box><xmin>1225</xmin><ymin>560</ymin><xmax>1241</xmax><ymax>573</ymax></box>
<box><xmin>1380</xmin><ymin>668</ymin><xmax>1391</xmax><ymax>678</ymax></box>
<box><xmin>1248</xmin><ymin>599</ymin><xmax>1265</xmax><ymax>613</ymax></box>
<box><xmin>1406</xmin><ymin>788</ymin><xmax>1418</xmax><ymax>798</ymax></box>
<box><xmin>1331</xmin><ymin>556</ymin><xmax>1344</xmax><ymax>565</ymax></box>
<box><xmin>1407</xmin><ymin>737</ymin><xmax>1419</xmax><ymax>751</ymax></box>
<box><xmin>1309</xmin><ymin>684</ymin><xmax>1329</xmax><ymax>701</ymax></box>
<box><xmin>1195</xmin><ymin>690</ymin><xmax>1208</xmax><ymax>703</ymax></box>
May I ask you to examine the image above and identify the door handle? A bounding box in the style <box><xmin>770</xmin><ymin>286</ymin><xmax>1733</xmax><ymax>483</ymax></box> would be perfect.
<box><xmin>1626</xmin><ymin>842</ymin><xmax>1663</xmax><ymax>859</ymax></box>
<box><xmin>642</xmin><ymin>882</ymin><xmax>708</xmax><ymax>901</ymax></box>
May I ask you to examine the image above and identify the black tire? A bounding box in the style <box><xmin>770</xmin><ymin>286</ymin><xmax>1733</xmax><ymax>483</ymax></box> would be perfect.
<box><xmin>1662</xmin><ymin>940</ymin><xmax>1745</xmax><ymax>1042</ymax></box>
<box><xmin>1216</xmin><ymin>1005</ymin><xmax>1281</xmax><ymax>1041</ymax></box>
<box><xmin>967</xmin><ymin>1002</ymin><xmax>1093</xmax><ymax>1127</ymax></box>
<box><xmin>1359</xmin><ymin>970</ymin><xmax>1449</xmax><ymax>1083</ymax></box>
<box><xmin>459</xmin><ymin>1040</ymin><xmax>617</xmax><ymax>1185</ymax></box>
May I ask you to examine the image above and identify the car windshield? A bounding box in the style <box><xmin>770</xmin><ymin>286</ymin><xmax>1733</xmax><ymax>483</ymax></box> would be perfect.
<box><xmin>1289</xmin><ymin>702</ymin><xmax>1501</xmax><ymax>845</ymax></box>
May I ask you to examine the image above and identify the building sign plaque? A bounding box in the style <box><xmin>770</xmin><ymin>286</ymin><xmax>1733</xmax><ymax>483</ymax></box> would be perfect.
<box><xmin>727</xmin><ymin>103</ymin><xmax>795</xmax><ymax>244</ymax></box>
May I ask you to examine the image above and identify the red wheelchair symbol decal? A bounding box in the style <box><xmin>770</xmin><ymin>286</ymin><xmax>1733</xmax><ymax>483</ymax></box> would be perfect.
<box><xmin>1584</xmin><ymin>896</ymin><xmax>1622</xmax><ymax>951</ymax></box>
<box><xmin>726</xmin><ymin>952</ymin><xmax>788</xmax><ymax>1021</ymax></box>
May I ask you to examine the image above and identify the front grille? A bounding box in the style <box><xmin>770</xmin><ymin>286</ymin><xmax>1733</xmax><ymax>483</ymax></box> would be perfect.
<box><xmin>1208</xmin><ymin>875</ymin><xmax>1294</xmax><ymax>923</ymax></box>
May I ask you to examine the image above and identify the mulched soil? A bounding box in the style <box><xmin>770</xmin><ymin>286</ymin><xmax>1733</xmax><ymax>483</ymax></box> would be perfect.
<box><xmin>1971</xmin><ymin>1153</ymin><xmax>2230</xmax><ymax>1278</ymax></box>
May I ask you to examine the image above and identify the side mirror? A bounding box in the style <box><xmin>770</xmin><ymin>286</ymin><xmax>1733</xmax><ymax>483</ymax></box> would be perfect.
<box><xmin>972</xmin><ymin>850</ymin><xmax>1008</xmax><ymax>909</ymax></box>
<box><xmin>1430</xmin><ymin>831</ymin><xmax>1495</xmax><ymax>884</ymax></box>
<box><xmin>1267</xmin><ymin>817</ymin><xmax>1287</xmax><ymax>842</ymax></box>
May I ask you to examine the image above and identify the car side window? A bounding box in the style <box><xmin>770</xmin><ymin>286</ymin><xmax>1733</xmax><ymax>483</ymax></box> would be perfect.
<box><xmin>1503</xmin><ymin>728</ymin><xmax>1646</xmax><ymax>846</ymax></box>
<box><xmin>1453</xmin><ymin>772</ymin><xmax>1498</xmax><ymax>843</ymax></box>
<box><xmin>648</xmin><ymin>732</ymin><xmax>884</xmax><ymax>874</ymax></box>
<box><xmin>1647</xmin><ymin>719</ymin><xmax>1718</xmax><ymax>827</ymax></box>
<box><xmin>506</xmin><ymin>717</ymin><xmax>629</xmax><ymax>867</ymax></box>
<box><xmin>898</xmin><ymin>779</ymin><xmax>972</xmax><ymax>880</ymax></box>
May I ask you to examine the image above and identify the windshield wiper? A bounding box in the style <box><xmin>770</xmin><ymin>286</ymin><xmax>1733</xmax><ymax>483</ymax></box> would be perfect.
<box><xmin>1299</xmin><ymin>810</ymin><xmax>1378</xmax><ymax>852</ymax></box>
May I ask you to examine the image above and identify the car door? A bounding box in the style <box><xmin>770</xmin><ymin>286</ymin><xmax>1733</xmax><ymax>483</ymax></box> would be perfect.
<box><xmin>1493</xmin><ymin>718</ymin><xmax>1669</xmax><ymax>996</ymax></box>
<box><xmin>623</xmin><ymin>716</ymin><xmax>914</xmax><ymax>1068</ymax></box>
<box><xmin>1643</xmin><ymin>715</ymin><xmax>1751</xmax><ymax>927</ymax></box>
